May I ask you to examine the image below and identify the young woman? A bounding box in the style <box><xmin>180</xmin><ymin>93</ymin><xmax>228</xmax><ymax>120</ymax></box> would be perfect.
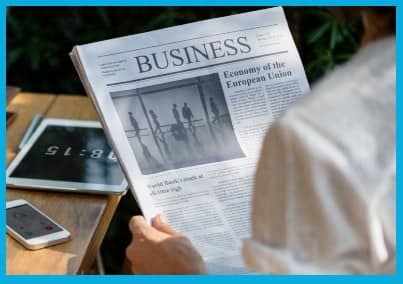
<box><xmin>125</xmin><ymin>7</ymin><xmax>396</xmax><ymax>274</ymax></box>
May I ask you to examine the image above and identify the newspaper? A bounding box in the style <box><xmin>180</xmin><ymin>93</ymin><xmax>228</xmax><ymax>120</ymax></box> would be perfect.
<box><xmin>71</xmin><ymin>7</ymin><xmax>310</xmax><ymax>273</ymax></box>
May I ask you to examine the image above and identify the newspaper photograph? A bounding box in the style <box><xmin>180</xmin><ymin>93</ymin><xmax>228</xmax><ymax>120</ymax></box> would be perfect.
<box><xmin>111</xmin><ymin>73</ymin><xmax>245</xmax><ymax>175</ymax></box>
<box><xmin>71</xmin><ymin>6</ymin><xmax>310</xmax><ymax>273</ymax></box>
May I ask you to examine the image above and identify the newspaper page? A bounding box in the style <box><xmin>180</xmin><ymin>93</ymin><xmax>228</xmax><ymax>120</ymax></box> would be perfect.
<box><xmin>71</xmin><ymin>7</ymin><xmax>310</xmax><ymax>273</ymax></box>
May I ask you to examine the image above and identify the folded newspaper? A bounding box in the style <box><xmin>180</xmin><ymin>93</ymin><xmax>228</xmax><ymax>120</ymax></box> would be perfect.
<box><xmin>71</xmin><ymin>7</ymin><xmax>310</xmax><ymax>273</ymax></box>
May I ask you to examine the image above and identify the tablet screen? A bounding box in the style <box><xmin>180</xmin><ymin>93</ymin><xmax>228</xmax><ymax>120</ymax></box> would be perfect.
<box><xmin>9</xmin><ymin>125</ymin><xmax>125</xmax><ymax>185</ymax></box>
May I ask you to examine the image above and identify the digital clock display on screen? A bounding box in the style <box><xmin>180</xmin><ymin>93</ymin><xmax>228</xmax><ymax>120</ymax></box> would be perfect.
<box><xmin>10</xmin><ymin>125</ymin><xmax>125</xmax><ymax>185</ymax></box>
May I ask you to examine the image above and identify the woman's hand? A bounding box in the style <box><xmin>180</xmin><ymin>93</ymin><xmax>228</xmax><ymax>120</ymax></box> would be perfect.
<box><xmin>126</xmin><ymin>214</ymin><xmax>206</xmax><ymax>274</ymax></box>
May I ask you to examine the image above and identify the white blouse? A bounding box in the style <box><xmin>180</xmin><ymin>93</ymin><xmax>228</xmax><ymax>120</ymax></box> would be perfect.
<box><xmin>243</xmin><ymin>36</ymin><xmax>396</xmax><ymax>274</ymax></box>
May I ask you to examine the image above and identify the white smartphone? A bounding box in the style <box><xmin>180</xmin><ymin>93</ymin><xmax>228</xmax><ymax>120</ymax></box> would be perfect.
<box><xmin>6</xmin><ymin>199</ymin><xmax>71</xmax><ymax>250</ymax></box>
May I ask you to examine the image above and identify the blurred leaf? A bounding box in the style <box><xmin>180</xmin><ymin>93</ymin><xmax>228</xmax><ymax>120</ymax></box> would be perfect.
<box><xmin>6</xmin><ymin>48</ymin><xmax>22</xmax><ymax>70</ymax></box>
<box><xmin>329</xmin><ymin>22</ymin><xmax>339</xmax><ymax>49</ymax></box>
<box><xmin>308</xmin><ymin>21</ymin><xmax>331</xmax><ymax>44</ymax></box>
<box><xmin>96</xmin><ymin>7</ymin><xmax>111</xmax><ymax>27</ymax></box>
<box><xmin>303</xmin><ymin>9</ymin><xmax>332</xmax><ymax>20</ymax></box>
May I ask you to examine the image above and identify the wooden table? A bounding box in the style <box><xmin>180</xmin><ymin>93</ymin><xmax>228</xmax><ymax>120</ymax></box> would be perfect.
<box><xmin>6</xmin><ymin>93</ymin><xmax>122</xmax><ymax>274</ymax></box>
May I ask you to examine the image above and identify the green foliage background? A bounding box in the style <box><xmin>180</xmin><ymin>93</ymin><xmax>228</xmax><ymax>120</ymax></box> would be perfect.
<box><xmin>6</xmin><ymin>7</ymin><xmax>363</xmax><ymax>274</ymax></box>
<box><xmin>7</xmin><ymin>7</ymin><xmax>362</xmax><ymax>94</ymax></box>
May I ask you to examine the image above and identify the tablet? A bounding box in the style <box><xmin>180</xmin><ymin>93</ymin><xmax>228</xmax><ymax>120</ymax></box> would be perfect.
<box><xmin>7</xmin><ymin>119</ymin><xmax>127</xmax><ymax>195</ymax></box>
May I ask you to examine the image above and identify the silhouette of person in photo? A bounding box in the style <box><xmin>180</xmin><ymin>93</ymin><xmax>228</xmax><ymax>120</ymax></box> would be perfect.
<box><xmin>149</xmin><ymin>110</ymin><xmax>163</xmax><ymax>136</ymax></box>
<box><xmin>172</xmin><ymin>104</ymin><xmax>182</xmax><ymax>125</ymax></box>
<box><xmin>182</xmin><ymin>102</ymin><xmax>195</xmax><ymax>133</ymax></box>
<box><xmin>128</xmin><ymin>112</ymin><xmax>141</xmax><ymax>140</ymax></box>
<box><xmin>210</xmin><ymin>97</ymin><xmax>220</xmax><ymax>125</ymax></box>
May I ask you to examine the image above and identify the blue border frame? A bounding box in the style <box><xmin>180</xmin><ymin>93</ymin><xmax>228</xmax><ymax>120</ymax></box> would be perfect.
<box><xmin>1</xmin><ymin>1</ymin><xmax>400</xmax><ymax>283</ymax></box>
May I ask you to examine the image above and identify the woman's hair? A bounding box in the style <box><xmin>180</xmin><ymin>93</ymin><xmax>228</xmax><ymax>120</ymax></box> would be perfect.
<box><xmin>330</xmin><ymin>7</ymin><xmax>395</xmax><ymax>44</ymax></box>
<box><xmin>364</xmin><ymin>7</ymin><xmax>395</xmax><ymax>33</ymax></box>
<box><xmin>361</xmin><ymin>7</ymin><xmax>395</xmax><ymax>44</ymax></box>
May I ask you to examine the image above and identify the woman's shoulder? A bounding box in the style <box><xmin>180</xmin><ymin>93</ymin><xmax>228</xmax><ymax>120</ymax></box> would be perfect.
<box><xmin>281</xmin><ymin>36</ymin><xmax>395</xmax><ymax>131</ymax></box>
<box><xmin>272</xmin><ymin>36</ymin><xmax>395</xmax><ymax>170</ymax></box>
